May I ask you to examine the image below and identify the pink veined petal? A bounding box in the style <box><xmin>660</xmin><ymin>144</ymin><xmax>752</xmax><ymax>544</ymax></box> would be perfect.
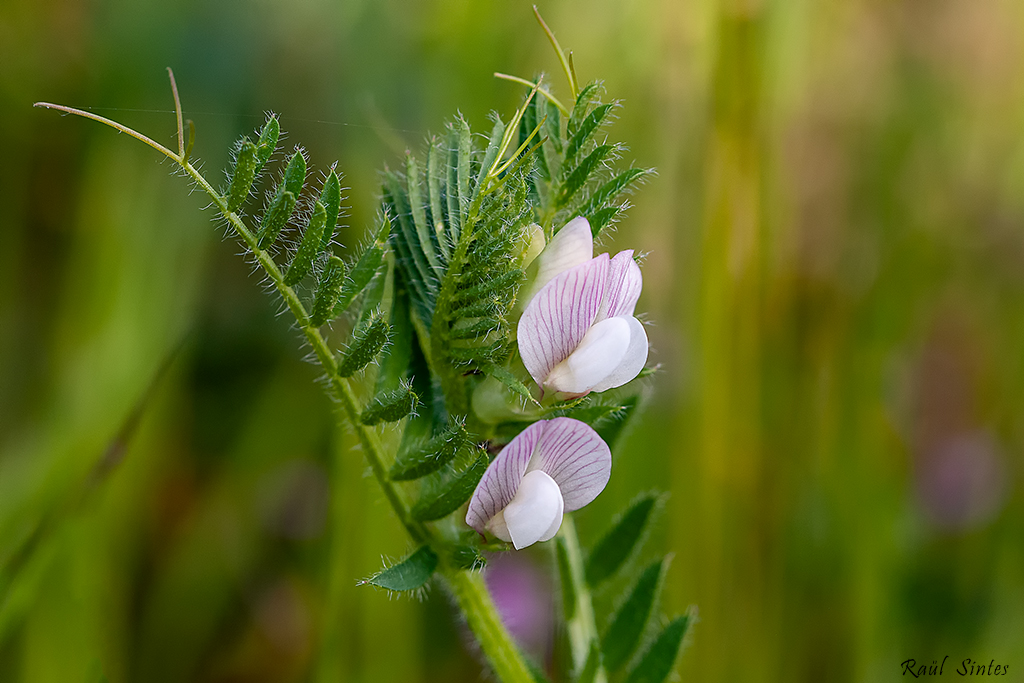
<box><xmin>518</xmin><ymin>254</ymin><xmax>610</xmax><ymax>388</ymax></box>
<box><xmin>529</xmin><ymin>417</ymin><xmax>611</xmax><ymax>512</ymax></box>
<box><xmin>545</xmin><ymin>316</ymin><xmax>632</xmax><ymax>395</ymax></box>
<box><xmin>589</xmin><ymin>316</ymin><xmax>649</xmax><ymax>393</ymax></box>
<box><xmin>530</xmin><ymin>217</ymin><xmax>594</xmax><ymax>298</ymax></box>
<box><xmin>598</xmin><ymin>250</ymin><xmax>643</xmax><ymax>321</ymax></box>
<box><xmin>501</xmin><ymin>470</ymin><xmax>565</xmax><ymax>549</ymax></box>
<box><xmin>465</xmin><ymin>421</ymin><xmax>545</xmax><ymax>533</ymax></box>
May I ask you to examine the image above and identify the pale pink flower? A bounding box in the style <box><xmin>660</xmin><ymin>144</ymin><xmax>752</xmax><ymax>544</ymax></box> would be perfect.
<box><xmin>466</xmin><ymin>418</ymin><xmax>611</xmax><ymax>549</ymax></box>
<box><xmin>518</xmin><ymin>217</ymin><xmax>648</xmax><ymax>397</ymax></box>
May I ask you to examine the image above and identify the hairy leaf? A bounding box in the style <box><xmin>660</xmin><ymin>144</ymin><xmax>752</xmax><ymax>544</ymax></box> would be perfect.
<box><xmin>310</xmin><ymin>255</ymin><xmax>346</xmax><ymax>327</ymax></box>
<box><xmin>254</xmin><ymin>115</ymin><xmax>279</xmax><ymax>168</ymax></box>
<box><xmin>586</xmin><ymin>493</ymin><xmax>659</xmax><ymax>586</ymax></box>
<box><xmin>284</xmin><ymin>200</ymin><xmax>326</xmax><ymax>285</ymax></box>
<box><xmin>283</xmin><ymin>150</ymin><xmax>306</xmax><ymax>198</ymax></box>
<box><xmin>337</xmin><ymin>313</ymin><xmax>391</xmax><ymax>378</ymax></box>
<box><xmin>360</xmin><ymin>383</ymin><xmax>418</xmax><ymax>426</ymax></box>
<box><xmin>227</xmin><ymin>139</ymin><xmax>258</xmax><ymax>212</ymax></box>
<box><xmin>565</xmin><ymin>102</ymin><xmax>615</xmax><ymax>162</ymax></box>
<box><xmin>257</xmin><ymin>189</ymin><xmax>296</xmax><ymax>249</ymax></box>
<box><xmin>558</xmin><ymin>144</ymin><xmax>618</xmax><ymax>207</ymax></box>
<box><xmin>601</xmin><ymin>559</ymin><xmax>668</xmax><ymax>672</ymax></box>
<box><xmin>360</xmin><ymin>545</ymin><xmax>438</xmax><ymax>591</ymax></box>
<box><xmin>389</xmin><ymin>420</ymin><xmax>471</xmax><ymax>481</ymax></box>
<box><xmin>410</xmin><ymin>450</ymin><xmax>489</xmax><ymax>522</ymax></box>
<box><xmin>623</xmin><ymin>611</ymin><xmax>693</xmax><ymax>683</ymax></box>
<box><xmin>334</xmin><ymin>224</ymin><xmax>387</xmax><ymax>316</ymax></box>
<box><xmin>319</xmin><ymin>170</ymin><xmax>342</xmax><ymax>252</ymax></box>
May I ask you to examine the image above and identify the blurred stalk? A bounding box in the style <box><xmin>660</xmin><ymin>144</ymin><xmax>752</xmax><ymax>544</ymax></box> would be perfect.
<box><xmin>691</xmin><ymin>0</ymin><xmax>772</xmax><ymax>680</ymax></box>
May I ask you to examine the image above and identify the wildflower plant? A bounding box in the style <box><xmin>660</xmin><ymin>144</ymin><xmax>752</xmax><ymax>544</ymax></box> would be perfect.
<box><xmin>36</xmin><ymin>10</ymin><xmax>694</xmax><ymax>682</ymax></box>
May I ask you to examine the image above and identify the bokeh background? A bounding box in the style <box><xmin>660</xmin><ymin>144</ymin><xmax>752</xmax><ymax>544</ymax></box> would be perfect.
<box><xmin>3</xmin><ymin>0</ymin><xmax>1024</xmax><ymax>681</ymax></box>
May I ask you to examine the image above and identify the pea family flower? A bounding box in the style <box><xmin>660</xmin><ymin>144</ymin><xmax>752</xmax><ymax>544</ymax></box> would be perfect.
<box><xmin>518</xmin><ymin>217</ymin><xmax>648</xmax><ymax>397</ymax></box>
<box><xmin>466</xmin><ymin>417</ymin><xmax>611</xmax><ymax>549</ymax></box>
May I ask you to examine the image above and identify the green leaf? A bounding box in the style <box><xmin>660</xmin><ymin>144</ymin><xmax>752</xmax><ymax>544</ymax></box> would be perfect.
<box><xmin>575</xmin><ymin>641</ymin><xmax>602</xmax><ymax>683</ymax></box>
<box><xmin>567</xmin><ymin>82</ymin><xmax>602</xmax><ymax>138</ymax></box>
<box><xmin>385</xmin><ymin>171</ymin><xmax>435</xmax><ymax>315</ymax></box>
<box><xmin>474</xmin><ymin>117</ymin><xmax>506</xmax><ymax>201</ymax></box>
<box><xmin>601</xmin><ymin>558</ymin><xmax>668</xmax><ymax>672</ymax></box>
<box><xmin>455</xmin><ymin>116</ymin><xmax>472</xmax><ymax>235</ymax></box>
<box><xmin>319</xmin><ymin>170</ymin><xmax>342</xmax><ymax>252</ymax></box>
<box><xmin>406</xmin><ymin>153</ymin><xmax>441</xmax><ymax>275</ymax></box>
<box><xmin>389</xmin><ymin>420</ymin><xmax>471</xmax><ymax>481</ymax></box>
<box><xmin>556</xmin><ymin>535</ymin><xmax>577</xmax><ymax>620</ymax></box>
<box><xmin>411</xmin><ymin>450</ymin><xmax>489</xmax><ymax>521</ymax></box>
<box><xmin>594</xmin><ymin>394</ymin><xmax>640</xmax><ymax>451</ymax></box>
<box><xmin>485</xmin><ymin>364</ymin><xmax>538</xmax><ymax>405</ymax></box>
<box><xmin>360</xmin><ymin>383</ymin><xmax>418</xmax><ymax>426</ymax></box>
<box><xmin>226</xmin><ymin>138</ymin><xmax>258</xmax><ymax>212</ymax></box>
<box><xmin>565</xmin><ymin>102</ymin><xmax>615</xmax><ymax>162</ymax></box>
<box><xmin>623</xmin><ymin>611</ymin><xmax>694</xmax><ymax>683</ymax></box>
<box><xmin>337</xmin><ymin>313</ymin><xmax>391</xmax><ymax>378</ymax></box>
<box><xmin>283</xmin><ymin>149</ymin><xmax>307</xmax><ymax>198</ymax></box>
<box><xmin>255</xmin><ymin>115</ymin><xmax>280</xmax><ymax>168</ymax></box>
<box><xmin>257</xmin><ymin>189</ymin><xmax>296</xmax><ymax>249</ymax></box>
<box><xmin>310</xmin><ymin>255</ymin><xmax>346</xmax><ymax>327</ymax></box>
<box><xmin>588</xmin><ymin>205</ymin><xmax>623</xmax><ymax>236</ymax></box>
<box><xmin>558</xmin><ymin>144</ymin><xmax>619</xmax><ymax>207</ymax></box>
<box><xmin>426</xmin><ymin>139</ymin><xmax>449</xmax><ymax>262</ymax></box>
<box><xmin>334</xmin><ymin>224</ymin><xmax>387</xmax><ymax>316</ymax></box>
<box><xmin>452</xmin><ymin>269</ymin><xmax>524</xmax><ymax>305</ymax></box>
<box><xmin>284</xmin><ymin>200</ymin><xmax>326</xmax><ymax>286</ymax></box>
<box><xmin>360</xmin><ymin>545</ymin><xmax>438</xmax><ymax>591</ymax></box>
<box><xmin>579</xmin><ymin>168</ymin><xmax>651</xmax><ymax>220</ymax></box>
<box><xmin>586</xmin><ymin>493</ymin><xmax>660</xmax><ymax>586</ymax></box>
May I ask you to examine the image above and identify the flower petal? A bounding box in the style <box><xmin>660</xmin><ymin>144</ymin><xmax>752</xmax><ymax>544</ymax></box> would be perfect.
<box><xmin>590</xmin><ymin>316</ymin><xmax>649</xmax><ymax>393</ymax></box>
<box><xmin>501</xmin><ymin>470</ymin><xmax>565</xmax><ymax>549</ymax></box>
<box><xmin>465</xmin><ymin>421</ymin><xmax>544</xmax><ymax>533</ymax></box>
<box><xmin>598</xmin><ymin>250</ymin><xmax>643</xmax><ymax>321</ymax></box>
<box><xmin>518</xmin><ymin>254</ymin><xmax>610</xmax><ymax>388</ymax></box>
<box><xmin>529</xmin><ymin>417</ymin><xmax>611</xmax><ymax>512</ymax></box>
<box><xmin>545</xmin><ymin>316</ymin><xmax>631</xmax><ymax>395</ymax></box>
<box><xmin>530</xmin><ymin>217</ymin><xmax>594</xmax><ymax>297</ymax></box>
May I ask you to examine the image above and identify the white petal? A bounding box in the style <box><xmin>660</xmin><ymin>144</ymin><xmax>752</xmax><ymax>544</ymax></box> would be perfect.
<box><xmin>598</xmin><ymin>250</ymin><xmax>643</xmax><ymax>321</ymax></box>
<box><xmin>545</xmin><ymin>316</ymin><xmax>631</xmax><ymax>395</ymax></box>
<box><xmin>530</xmin><ymin>217</ymin><xmax>593</xmax><ymax>297</ymax></box>
<box><xmin>465</xmin><ymin>422</ymin><xmax>545</xmax><ymax>534</ymax></box>
<box><xmin>502</xmin><ymin>470</ymin><xmax>565</xmax><ymax>549</ymax></box>
<box><xmin>590</xmin><ymin>316</ymin><xmax>649</xmax><ymax>393</ymax></box>
<box><xmin>486</xmin><ymin>509</ymin><xmax>512</xmax><ymax>542</ymax></box>
<box><xmin>518</xmin><ymin>255</ymin><xmax>610</xmax><ymax>388</ymax></box>
<box><xmin>528</xmin><ymin>417</ymin><xmax>612</xmax><ymax>512</ymax></box>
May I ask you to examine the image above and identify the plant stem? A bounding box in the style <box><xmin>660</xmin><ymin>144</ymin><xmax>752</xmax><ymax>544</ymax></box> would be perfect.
<box><xmin>36</xmin><ymin>98</ymin><xmax>536</xmax><ymax>681</ymax></box>
<box><xmin>180</xmin><ymin>162</ymin><xmax>429</xmax><ymax>543</ymax></box>
<box><xmin>443</xmin><ymin>567</ymin><xmax>536</xmax><ymax>683</ymax></box>
<box><xmin>558</xmin><ymin>516</ymin><xmax>607</xmax><ymax>683</ymax></box>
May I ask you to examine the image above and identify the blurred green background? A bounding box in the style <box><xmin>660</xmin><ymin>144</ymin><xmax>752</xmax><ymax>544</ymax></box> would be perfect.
<box><xmin>3</xmin><ymin>0</ymin><xmax>1024</xmax><ymax>681</ymax></box>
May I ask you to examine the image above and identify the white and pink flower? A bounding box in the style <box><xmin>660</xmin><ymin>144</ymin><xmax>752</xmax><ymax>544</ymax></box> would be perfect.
<box><xmin>466</xmin><ymin>417</ymin><xmax>611</xmax><ymax>549</ymax></box>
<box><xmin>517</xmin><ymin>217</ymin><xmax>648</xmax><ymax>397</ymax></box>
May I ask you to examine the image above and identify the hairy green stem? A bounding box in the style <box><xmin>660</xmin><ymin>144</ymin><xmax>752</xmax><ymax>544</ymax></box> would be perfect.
<box><xmin>36</xmin><ymin>98</ymin><xmax>536</xmax><ymax>682</ymax></box>
<box><xmin>443</xmin><ymin>567</ymin><xmax>535</xmax><ymax>683</ymax></box>
<box><xmin>559</xmin><ymin>516</ymin><xmax>607</xmax><ymax>683</ymax></box>
<box><xmin>181</xmin><ymin>161</ymin><xmax>430</xmax><ymax>543</ymax></box>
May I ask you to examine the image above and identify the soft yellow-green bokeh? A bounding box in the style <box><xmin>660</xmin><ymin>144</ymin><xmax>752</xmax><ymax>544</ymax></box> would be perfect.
<box><xmin>2</xmin><ymin>0</ymin><xmax>1023</xmax><ymax>681</ymax></box>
